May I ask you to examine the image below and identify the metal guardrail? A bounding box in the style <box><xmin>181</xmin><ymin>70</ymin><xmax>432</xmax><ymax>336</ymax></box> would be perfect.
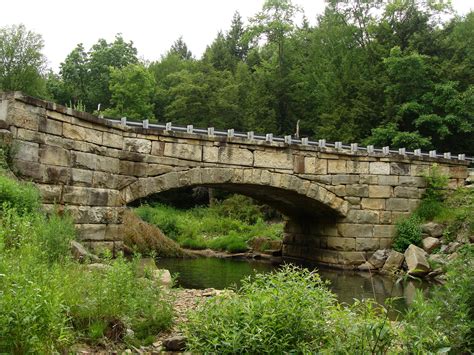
<box><xmin>106</xmin><ymin>117</ymin><xmax>474</xmax><ymax>164</ymax></box>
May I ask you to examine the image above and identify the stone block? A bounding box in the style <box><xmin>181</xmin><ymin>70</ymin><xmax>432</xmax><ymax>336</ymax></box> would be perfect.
<box><xmin>346</xmin><ymin>196</ymin><xmax>361</xmax><ymax>206</ymax></box>
<box><xmin>394</xmin><ymin>186</ymin><xmax>421</xmax><ymax>198</ymax></box>
<box><xmin>71</xmin><ymin>168</ymin><xmax>93</xmax><ymax>185</ymax></box>
<box><xmin>390</xmin><ymin>162</ymin><xmax>410</xmax><ymax>175</ymax></box>
<box><xmin>38</xmin><ymin>117</ymin><xmax>62</xmax><ymax>135</ymax></box>
<box><xmin>12</xmin><ymin>107</ymin><xmax>39</xmax><ymax>130</ymax></box>
<box><xmin>326</xmin><ymin>237</ymin><xmax>356</xmax><ymax>251</ymax></box>
<box><xmin>146</xmin><ymin>164</ymin><xmax>173</xmax><ymax>177</ymax></box>
<box><xmin>378</xmin><ymin>175</ymin><xmax>399</xmax><ymax>186</ymax></box>
<box><xmin>369</xmin><ymin>162</ymin><xmax>390</xmax><ymax>175</ymax></box>
<box><xmin>361</xmin><ymin>198</ymin><xmax>385</xmax><ymax>210</ymax></box>
<box><xmin>164</xmin><ymin>142</ymin><xmax>201</xmax><ymax>161</ymax></box>
<box><xmin>449</xmin><ymin>166</ymin><xmax>468</xmax><ymax>179</ymax></box>
<box><xmin>304</xmin><ymin>157</ymin><xmax>327</xmax><ymax>174</ymax></box>
<box><xmin>338</xmin><ymin>223</ymin><xmax>373</xmax><ymax>238</ymax></box>
<box><xmin>67</xmin><ymin>206</ymin><xmax>123</xmax><ymax>224</ymax></box>
<box><xmin>359</xmin><ymin>175</ymin><xmax>378</xmax><ymax>184</ymax></box>
<box><xmin>373</xmin><ymin>225</ymin><xmax>396</xmax><ymax>238</ymax></box>
<box><xmin>13</xmin><ymin>140</ymin><xmax>38</xmax><ymax>162</ymax></box>
<box><xmin>254</xmin><ymin>150</ymin><xmax>293</xmax><ymax>170</ymax></box>
<box><xmin>421</xmin><ymin>222</ymin><xmax>444</xmax><ymax>238</ymax></box>
<box><xmin>379</xmin><ymin>211</ymin><xmax>391</xmax><ymax>224</ymax></box>
<box><xmin>63</xmin><ymin>122</ymin><xmax>102</xmax><ymax>145</ymax></box>
<box><xmin>328</xmin><ymin>159</ymin><xmax>347</xmax><ymax>174</ymax></box>
<box><xmin>368</xmin><ymin>185</ymin><xmax>392</xmax><ymax>198</ymax></box>
<box><xmin>404</xmin><ymin>244</ymin><xmax>430</xmax><ymax>276</ymax></box>
<box><xmin>386</xmin><ymin>198</ymin><xmax>409</xmax><ymax>211</ymax></box>
<box><xmin>102</xmin><ymin>132</ymin><xmax>123</xmax><ymax>149</ymax></box>
<box><xmin>399</xmin><ymin>176</ymin><xmax>426</xmax><ymax>187</ymax></box>
<box><xmin>332</xmin><ymin>175</ymin><xmax>360</xmax><ymax>184</ymax></box>
<box><xmin>76</xmin><ymin>224</ymin><xmax>107</xmax><ymax>241</ymax></box>
<box><xmin>124</xmin><ymin>137</ymin><xmax>152</xmax><ymax>154</ymax></box>
<box><xmin>42</xmin><ymin>165</ymin><xmax>70</xmax><ymax>184</ymax></box>
<box><xmin>381</xmin><ymin>250</ymin><xmax>404</xmax><ymax>274</ymax></box>
<box><xmin>36</xmin><ymin>184</ymin><xmax>62</xmax><ymax>203</ymax></box>
<box><xmin>345</xmin><ymin>210</ymin><xmax>379</xmax><ymax>224</ymax></box>
<box><xmin>346</xmin><ymin>184</ymin><xmax>368</xmax><ymax>197</ymax></box>
<box><xmin>39</xmin><ymin>145</ymin><xmax>70</xmax><ymax>166</ymax></box>
<box><xmin>346</xmin><ymin>161</ymin><xmax>369</xmax><ymax>174</ymax></box>
<box><xmin>338</xmin><ymin>251</ymin><xmax>367</xmax><ymax>265</ymax></box>
<box><xmin>410</xmin><ymin>164</ymin><xmax>430</xmax><ymax>177</ymax></box>
<box><xmin>293</xmin><ymin>155</ymin><xmax>305</xmax><ymax>174</ymax></box>
<box><xmin>356</xmin><ymin>238</ymin><xmax>380</xmax><ymax>251</ymax></box>
<box><xmin>203</xmin><ymin>146</ymin><xmax>253</xmax><ymax>166</ymax></box>
<box><xmin>120</xmin><ymin>160</ymin><xmax>147</xmax><ymax>177</ymax></box>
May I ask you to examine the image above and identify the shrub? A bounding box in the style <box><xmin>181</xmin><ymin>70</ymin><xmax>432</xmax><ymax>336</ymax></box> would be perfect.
<box><xmin>183</xmin><ymin>265</ymin><xmax>398</xmax><ymax>353</ymax></box>
<box><xmin>392</xmin><ymin>216</ymin><xmax>422</xmax><ymax>252</ymax></box>
<box><xmin>211</xmin><ymin>194</ymin><xmax>263</xmax><ymax>224</ymax></box>
<box><xmin>0</xmin><ymin>175</ymin><xmax>41</xmax><ymax>213</ymax></box>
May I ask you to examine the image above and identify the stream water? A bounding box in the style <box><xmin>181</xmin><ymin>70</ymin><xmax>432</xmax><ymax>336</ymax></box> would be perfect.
<box><xmin>156</xmin><ymin>257</ymin><xmax>430</xmax><ymax>312</ymax></box>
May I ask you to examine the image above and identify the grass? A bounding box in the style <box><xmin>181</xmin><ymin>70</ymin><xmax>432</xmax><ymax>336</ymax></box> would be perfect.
<box><xmin>0</xmin><ymin>175</ymin><xmax>174</xmax><ymax>352</ymax></box>
<box><xmin>134</xmin><ymin>196</ymin><xmax>283</xmax><ymax>253</ymax></box>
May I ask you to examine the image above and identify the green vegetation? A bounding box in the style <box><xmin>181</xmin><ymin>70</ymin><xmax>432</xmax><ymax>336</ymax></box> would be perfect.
<box><xmin>134</xmin><ymin>195</ymin><xmax>283</xmax><ymax>253</ymax></box>
<box><xmin>0</xmin><ymin>175</ymin><xmax>173</xmax><ymax>352</ymax></box>
<box><xmin>3</xmin><ymin>1</ymin><xmax>474</xmax><ymax>155</ymax></box>
<box><xmin>184</xmin><ymin>251</ymin><xmax>474</xmax><ymax>353</ymax></box>
<box><xmin>392</xmin><ymin>216</ymin><xmax>422</xmax><ymax>252</ymax></box>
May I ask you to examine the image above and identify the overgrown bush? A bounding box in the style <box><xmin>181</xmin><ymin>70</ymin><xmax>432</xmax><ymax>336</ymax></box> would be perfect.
<box><xmin>392</xmin><ymin>216</ymin><xmax>422</xmax><ymax>252</ymax></box>
<box><xmin>0</xmin><ymin>175</ymin><xmax>40</xmax><ymax>213</ymax></box>
<box><xmin>183</xmin><ymin>265</ymin><xmax>398</xmax><ymax>353</ymax></box>
<box><xmin>211</xmin><ymin>194</ymin><xmax>263</xmax><ymax>224</ymax></box>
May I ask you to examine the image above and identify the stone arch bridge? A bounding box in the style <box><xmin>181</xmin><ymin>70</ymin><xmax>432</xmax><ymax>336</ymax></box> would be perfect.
<box><xmin>0</xmin><ymin>93</ymin><xmax>471</xmax><ymax>267</ymax></box>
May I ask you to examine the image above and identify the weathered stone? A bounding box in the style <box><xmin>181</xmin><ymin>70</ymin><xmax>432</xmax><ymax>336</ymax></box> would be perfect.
<box><xmin>338</xmin><ymin>224</ymin><xmax>373</xmax><ymax>238</ymax></box>
<box><xmin>356</xmin><ymin>238</ymin><xmax>380</xmax><ymax>251</ymax></box>
<box><xmin>39</xmin><ymin>117</ymin><xmax>62</xmax><ymax>135</ymax></box>
<box><xmin>421</xmin><ymin>222</ymin><xmax>444</xmax><ymax>238</ymax></box>
<box><xmin>386</xmin><ymin>198</ymin><xmax>409</xmax><ymax>211</ymax></box>
<box><xmin>39</xmin><ymin>145</ymin><xmax>70</xmax><ymax>166</ymax></box>
<box><xmin>404</xmin><ymin>244</ymin><xmax>430</xmax><ymax>276</ymax></box>
<box><xmin>399</xmin><ymin>176</ymin><xmax>426</xmax><ymax>187</ymax></box>
<box><xmin>124</xmin><ymin>137</ymin><xmax>152</xmax><ymax>154</ymax></box>
<box><xmin>345</xmin><ymin>210</ymin><xmax>379</xmax><ymax>224</ymax></box>
<box><xmin>254</xmin><ymin>150</ymin><xmax>293</xmax><ymax>170</ymax></box>
<box><xmin>378</xmin><ymin>175</ymin><xmax>399</xmax><ymax>186</ymax></box>
<box><xmin>327</xmin><ymin>159</ymin><xmax>347</xmax><ymax>174</ymax></box>
<box><xmin>332</xmin><ymin>175</ymin><xmax>359</xmax><ymax>184</ymax></box>
<box><xmin>359</xmin><ymin>175</ymin><xmax>378</xmax><ymax>184</ymax></box>
<box><xmin>390</xmin><ymin>162</ymin><xmax>410</xmax><ymax>175</ymax></box>
<box><xmin>358</xmin><ymin>261</ymin><xmax>376</xmax><ymax>271</ymax></box>
<box><xmin>368</xmin><ymin>249</ymin><xmax>389</xmax><ymax>268</ymax></box>
<box><xmin>63</xmin><ymin>122</ymin><xmax>102</xmax><ymax>145</ymax></box>
<box><xmin>394</xmin><ymin>186</ymin><xmax>421</xmax><ymax>198</ymax></box>
<box><xmin>326</xmin><ymin>237</ymin><xmax>356</xmax><ymax>251</ymax></box>
<box><xmin>13</xmin><ymin>140</ymin><xmax>39</xmax><ymax>162</ymax></box>
<box><xmin>370</xmin><ymin>162</ymin><xmax>390</xmax><ymax>175</ymax></box>
<box><xmin>346</xmin><ymin>184</ymin><xmax>369</xmax><ymax>197</ymax></box>
<box><xmin>153</xmin><ymin>269</ymin><xmax>172</xmax><ymax>288</ymax></box>
<box><xmin>71</xmin><ymin>168</ymin><xmax>93</xmax><ymax>186</ymax></box>
<box><xmin>422</xmin><ymin>237</ymin><xmax>440</xmax><ymax>253</ymax></box>
<box><xmin>361</xmin><ymin>198</ymin><xmax>385</xmax><ymax>210</ymax></box>
<box><xmin>102</xmin><ymin>132</ymin><xmax>123</xmax><ymax>149</ymax></box>
<box><xmin>162</xmin><ymin>336</ymin><xmax>187</xmax><ymax>351</ymax></box>
<box><xmin>369</xmin><ymin>185</ymin><xmax>392</xmax><ymax>198</ymax></box>
<box><xmin>304</xmin><ymin>157</ymin><xmax>327</xmax><ymax>174</ymax></box>
<box><xmin>203</xmin><ymin>146</ymin><xmax>253</xmax><ymax>166</ymax></box>
<box><xmin>164</xmin><ymin>142</ymin><xmax>201</xmax><ymax>161</ymax></box>
<box><xmin>381</xmin><ymin>250</ymin><xmax>404</xmax><ymax>274</ymax></box>
<box><xmin>346</xmin><ymin>161</ymin><xmax>369</xmax><ymax>174</ymax></box>
<box><xmin>70</xmin><ymin>240</ymin><xmax>100</xmax><ymax>262</ymax></box>
<box><xmin>373</xmin><ymin>225</ymin><xmax>396</xmax><ymax>238</ymax></box>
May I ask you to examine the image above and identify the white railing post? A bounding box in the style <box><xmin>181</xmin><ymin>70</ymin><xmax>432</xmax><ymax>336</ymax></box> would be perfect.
<box><xmin>208</xmin><ymin>127</ymin><xmax>214</xmax><ymax>137</ymax></box>
<box><xmin>266</xmin><ymin>133</ymin><xmax>273</xmax><ymax>142</ymax></box>
<box><xmin>414</xmin><ymin>149</ymin><xmax>422</xmax><ymax>156</ymax></box>
<box><xmin>301</xmin><ymin>137</ymin><xmax>309</xmax><ymax>145</ymax></box>
<box><xmin>367</xmin><ymin>145</ymin><xmax>374</xmax><ymax>153</ymax></box>
<box><xmin>429</xmin><ymin>150</ymin><xmax>437</xmax><ymax>158</ymax></box>
<box><xmin>382</xmin><ymin>146</ymin><xmax>390</xmax><ymax>154</ymax></box>
<box><xmin>399</xmin><ymin>148</ymin><xmax>406</xmax><ymax>155</ymax></box>
<box><xmin>443</xmin><ymin>152</ymin><xmax>451</xmax><ymax>159</ymax></box>
<box><xmin>187</xmin><ymin>125</ymin><xmax>194</xmax><ymax>134</ymax></box>
<box><xmin>351</xmin><ymin>143</ymin><xmax>358</xmax><ymax>152</ymax></box>
<box><xmin>318</xmin><ymin>139</ymin><xmax>326</xmax><ymax>148</ymax></box>
<box><xmin>247</xmin><ymin>131</ymin><xmax>254</xmax><ymax>140</ymax></box>
<box><xmin>165</xmin><ymin>122</ymin><xmax>172</xmax><ymax>131</ymax></box>
<box><xmin>227</xmin><ymin>129</ymin><xmax>235</xmax><ymax>137</ymax></box>
<box><xmin>284</xmin><ymin>135</ymin><xmax>292</xmax><ymax>144</ymax></box>
<box><xmin>335</xmin><ymin>141</ymin><xmax>342</xmax><ymax>149</ymax></box>
<box><xmin>142</xmin><ymin>119</ymin><xmax>149</xmax><ymax>129</ymax></box>
<box><xmin>121</xmin><ymin>117</ymin><xmax>127</xmax><ymax>126</ymax></box>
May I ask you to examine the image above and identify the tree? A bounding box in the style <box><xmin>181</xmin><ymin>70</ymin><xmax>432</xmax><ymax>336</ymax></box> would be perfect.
<box><xmin>104</xmin><ymin>64</ymin><xmax>155</xmax><ymax>120</ymax></box>
<box><xmin>59</xmin><ymin>43</ymin><xmax>89</xmax><ymax>106</ymax></box>
<box><xmin>0</xmin><ymin>24</ymin><xmax>46</xmax><ymax>96</ymax></box>
<box><xmin>169</xmin><ymin>37</ymin><xmax>193</xmax><ymax>60</ymax></box>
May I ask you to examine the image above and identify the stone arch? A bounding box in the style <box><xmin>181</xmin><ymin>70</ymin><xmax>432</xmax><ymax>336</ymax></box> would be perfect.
<box><xmin>120</xmin><ymin>167</ymin><xmax>349</xmax><ymax>218</ymax></box>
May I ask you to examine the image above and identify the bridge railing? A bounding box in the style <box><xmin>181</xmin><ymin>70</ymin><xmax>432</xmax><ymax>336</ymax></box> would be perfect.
<box><xmin>106</xmin><ymin>118</ymin><xmax>474</xmax><ymax>164</ymax></box>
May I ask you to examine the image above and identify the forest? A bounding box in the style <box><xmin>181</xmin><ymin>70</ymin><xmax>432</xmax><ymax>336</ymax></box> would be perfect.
<box><xmin>1</xmin><ymin>0</ymin><xmax>473</xmax><ymax>155</ymax></box>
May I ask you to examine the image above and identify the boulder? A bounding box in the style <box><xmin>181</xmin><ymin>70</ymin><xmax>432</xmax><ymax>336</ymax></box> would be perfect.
<box><xmin>404</xmin><ymin>244</ymin><xmax>430</xmax><ymax>276</ymax></box>
<box><xmin>422</xmin><ymin>237</ymin><xmax>440</xmax><ymax>253</ymax></box>
<box><xmin>421</xmin><ymin>222</ymin><xmax>444</xmax><ymax>238</ymax></box>
<box><xmin>70</xmin><ymin>240</ymin><xmax>99</xmax><ymax>263</ymax></box>
<box><xmin>445</xmin><ymin>241</ymin><xmax>461</xmax><ymax>254</ymax></box>
<box><xmin>152</xmin><ymin>269</ymin><xmax>172</xmax><ymax>288</ymax></box>
<box><xmin>358</xmin><ymin>261</ymin><xmax>376</xmax><ymax>271</ymax></box>
<box><xmin>162</xmin><ymin>335</ymin><xmax>187</xmax><ymax>351</ymax></box>
<box><xmin>428</xmin><ymin>253</ymin><xmax>447</xmax><ymax>265</ymax></box>
<box><xmin>381</xmin><ymin>250</ymin><xmax>405</xmax><ymax>274</ymax></box>
<box><xmin>368</xmin><ymin>249</ymin><xmax>390</xmax><ymax>269</ymax></box>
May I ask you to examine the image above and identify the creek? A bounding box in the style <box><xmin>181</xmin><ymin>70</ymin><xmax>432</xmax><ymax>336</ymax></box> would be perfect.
<box><xmin>156</xmin><ymin>257</ymin><xmax>430</xmax><ymax>313</ymax></box>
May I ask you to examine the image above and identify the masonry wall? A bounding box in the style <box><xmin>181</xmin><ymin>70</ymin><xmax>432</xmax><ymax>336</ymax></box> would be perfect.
<box><xmin>0</xmin><ymin>93</ymin><xmax>469</xmax><ymax>265</ymax></box>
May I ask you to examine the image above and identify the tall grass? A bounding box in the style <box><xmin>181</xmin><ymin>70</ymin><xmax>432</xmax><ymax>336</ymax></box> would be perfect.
<box><xmin>0</xmin><ymin>175</ymin><xmax>173</xmax><ymax>352</ymax></box>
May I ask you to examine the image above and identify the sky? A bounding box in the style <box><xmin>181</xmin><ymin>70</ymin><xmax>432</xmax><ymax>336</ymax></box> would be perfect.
<box><xmin>1</xmin><ymin>0</ymin><xmax>472</xmax><ymax>71</ymax></box>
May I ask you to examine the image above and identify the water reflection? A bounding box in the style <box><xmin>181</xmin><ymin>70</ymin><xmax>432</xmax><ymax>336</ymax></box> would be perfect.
<box><xmin>156</xmin><ymin>257</ymin><xmax>429</xmax><ymax>313</ymax></box>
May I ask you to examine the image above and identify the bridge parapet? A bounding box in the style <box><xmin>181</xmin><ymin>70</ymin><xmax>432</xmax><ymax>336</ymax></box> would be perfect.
<box><xmin>0</xmin><ymin>92</ymin><xmax>470</xmax><ymax>267</ymax></box>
